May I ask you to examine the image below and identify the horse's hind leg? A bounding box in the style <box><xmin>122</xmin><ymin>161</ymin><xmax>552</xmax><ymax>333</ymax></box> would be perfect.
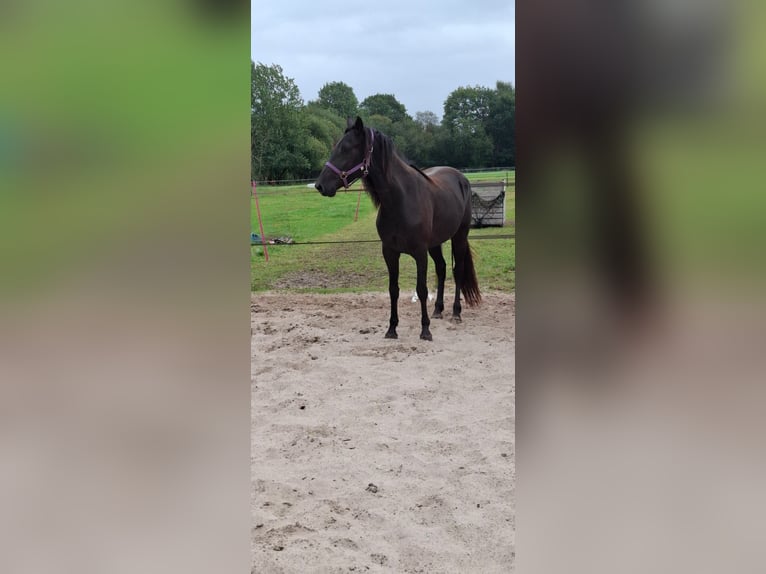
<box><xmin>451</xmin><ymin>230</ymin><xmax>469</xmax><ymax>322</ymax></box>
<box><xmin>382</xmin><ymin>245</ymin><xmax>400</xmax><ymax>339</ymax></box>
<box><xmin>428</xmin><ymin>245</ymin><xmax>446</xmax><ymax>319</ymax></box>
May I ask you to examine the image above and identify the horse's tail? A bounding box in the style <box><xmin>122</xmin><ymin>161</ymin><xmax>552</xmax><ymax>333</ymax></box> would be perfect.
<box><xmin>461</xmin><ymin>241</ymin><xmax>482</xmax><ymax>306</ymax></box>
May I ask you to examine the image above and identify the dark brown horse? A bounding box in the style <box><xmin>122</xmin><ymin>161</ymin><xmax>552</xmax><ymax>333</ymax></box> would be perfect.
<box><xmin>314</xmin><ymin>116</ymin><xmax>481</xmax><ymax>341</ymax></box>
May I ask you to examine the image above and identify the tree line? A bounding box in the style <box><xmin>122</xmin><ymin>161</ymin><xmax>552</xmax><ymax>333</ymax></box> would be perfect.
<box><xmin>251</xmin><ymin>61</ymin><xmax>515</xmax><ymax>182</ymax></box>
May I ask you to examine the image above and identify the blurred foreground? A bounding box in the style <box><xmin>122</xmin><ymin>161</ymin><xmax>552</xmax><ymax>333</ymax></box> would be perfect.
<box><xmin>1</xmin><ymin>2</ymin><xmax>250</xmax><ymax>573</ymax></box>
<box><xmin>518</xmin><ymin>1</ymin><xmax>766</xmax><ymax>572</ymax></box>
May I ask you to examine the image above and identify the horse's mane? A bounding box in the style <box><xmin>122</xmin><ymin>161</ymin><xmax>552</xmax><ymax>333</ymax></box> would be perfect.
<box><xmin>408</xmin><ymin>161</ymin><xmax>432</xmax><ymax>180</ymax></box>
<box><xmin>363</xmin><ymin>129</ymin><xmax>430</xmax><ymax>207</ymax></box>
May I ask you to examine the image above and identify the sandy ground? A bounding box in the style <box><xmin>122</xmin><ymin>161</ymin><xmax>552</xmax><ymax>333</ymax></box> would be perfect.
<box><xmin>251</xmin><ymin>291</ymin><xmax>515</xmax><ymax>573</ymax></box>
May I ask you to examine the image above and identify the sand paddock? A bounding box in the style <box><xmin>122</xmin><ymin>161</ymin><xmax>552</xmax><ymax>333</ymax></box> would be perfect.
<box><xmin>251</xmin><ymin>291</ymin><xmax>515</xmax><ymax>573</ymax></box>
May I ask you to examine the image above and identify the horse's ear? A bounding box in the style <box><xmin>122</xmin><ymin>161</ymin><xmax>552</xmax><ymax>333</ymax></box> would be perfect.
<box><xmin>346</xmin><ymin>116</ymin><xmax>355</xmax><ymax>129</ymax></box>
<box><xmin>354</xmin><ymin>116</ymin><xmax>364</xmax><ymax>131</ymax></box>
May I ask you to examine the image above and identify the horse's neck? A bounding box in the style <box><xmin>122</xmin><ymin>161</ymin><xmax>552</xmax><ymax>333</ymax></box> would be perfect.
<box><xmin>367</xmin><ymin>155</ymin><xmax>412</xmax><ymax>209</ymax></box>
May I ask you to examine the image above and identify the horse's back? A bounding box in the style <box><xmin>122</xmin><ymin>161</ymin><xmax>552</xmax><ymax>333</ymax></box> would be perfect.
<box><xmin>424</xmin><ymin>166</ymin><xmax>469</xmax><ymax>205</ymax></box>
<box><xmin>424</xmin><ymin>166</ymin><xmax>470</xmax><ymax>197</ymax></box>
<box><xmin>424</xmin><ymin>165</ymin><xmax>465</xmax><ymax>181</ymax></box>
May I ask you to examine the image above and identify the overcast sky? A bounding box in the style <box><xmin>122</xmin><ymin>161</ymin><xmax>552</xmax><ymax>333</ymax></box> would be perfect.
<box><xmin>251</xmin><ymin>0</ymin><xmax>515</xmax><ymax>120</ymax></box>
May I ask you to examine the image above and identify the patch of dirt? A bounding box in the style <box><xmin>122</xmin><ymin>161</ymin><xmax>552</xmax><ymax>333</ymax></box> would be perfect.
<box><xmin>252</xmin><ymin>291</ymin><xmax>515</xmax><ymax>573</ymax></box>
<box><xmin>270</xmin><ymin>270</ymin><xmax>379</xmax><ymax>290</ymax></box>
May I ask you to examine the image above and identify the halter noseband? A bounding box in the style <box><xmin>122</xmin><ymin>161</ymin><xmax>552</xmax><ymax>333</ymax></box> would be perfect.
<box><xmin>324</xmin><ymin>128</ymin><xmax>375</xmax><ymax>189</ymax></box>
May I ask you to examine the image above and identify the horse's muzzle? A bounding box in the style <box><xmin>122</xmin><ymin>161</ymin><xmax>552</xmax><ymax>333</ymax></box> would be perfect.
<box><xmin>315</xmin><ymin>182</ymin><xmax>336</xmax><ymax>197</ymax></box>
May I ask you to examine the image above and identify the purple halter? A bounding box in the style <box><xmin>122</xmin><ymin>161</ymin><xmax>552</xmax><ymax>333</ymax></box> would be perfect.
<box><xmin>324</xmin><ymin>128</ymin><xmax>375</xmax><ymax>189</ymax></box>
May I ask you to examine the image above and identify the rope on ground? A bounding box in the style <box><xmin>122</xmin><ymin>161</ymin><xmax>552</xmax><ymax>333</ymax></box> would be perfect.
<box><xmin>251</xmin><ymin>234</ymin><xmax>514</xmax><ymax>246</ymax></box>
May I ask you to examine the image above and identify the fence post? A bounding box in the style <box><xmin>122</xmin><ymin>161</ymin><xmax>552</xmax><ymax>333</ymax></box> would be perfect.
<box><xmin>252</xmin><ymin>180</ymin><xmax>269</xmax><ymax>262</ymax></box>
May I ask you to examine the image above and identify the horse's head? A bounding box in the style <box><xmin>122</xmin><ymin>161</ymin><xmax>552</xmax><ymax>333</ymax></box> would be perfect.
<box><xmin>315</xmin><ymin>116</ymin><xmax>373</xmax><ymax>197</ymax></box>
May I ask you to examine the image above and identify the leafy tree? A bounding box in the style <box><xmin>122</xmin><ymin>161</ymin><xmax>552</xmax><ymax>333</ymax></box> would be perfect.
<box><xmin>486</xmin><ymin>81</ymin><xmax>515</xmax><ymax>166</ymax></box>
<box><xmin>250</xmin><ymin>64</ymin><xmax>515</xmax><ymax>179</ymax></box>
<box><xmin>315</xmin><ymin>81</ymin><xmax>359</xmax><ymax>119</ymax></box>
<box><xmin>251</xmin><ymin>62</ymin><xmax>308</xmax><ymax>180</ymax></box>
<box><xmin>365</xmin><ymin>114</ymin><xmax>394</xmax><ymax>135</ymax></box>
<box><xmin>441</xmin><ymin>85</ymin><xmax>495</xmax><ymax>167</ymax></box>
<box><xmin>304</xmin><ymin>102</ymin><xmax>346</xmax><ymax>139</ymax></box>
<box><xmin>442</xmin><ymin>85</ymin><xmax>494</xmax><ymax>132</ymax></box>
<box><xmin>414</xmin><ymin>111</ymin><xmax>439</xmax><ymax>131</ymax></box>
<box><xmin>359</xmin><ymin>94</ymin><xmax>409</xmax><ymax>124</ymax></box>
<box><xmin>302</xmin><ymin>103</ymin><xmax>346</xmax><ymax>172</ymax></box>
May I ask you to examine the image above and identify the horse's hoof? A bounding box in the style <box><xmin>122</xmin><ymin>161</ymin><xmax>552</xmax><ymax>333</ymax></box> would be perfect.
<box><xmin>451</xmin><ymin>315</ymin><xmax>462</xmax><ymax>324</ymax></box>
<box><xmin>432</xmin><ymin>311</ymin><xmax>443</xmax><ymax>319</ymax></box>
<box><xmin>385</xmin><ymin>331</ymin><xmax>398</xmax><ymax>339</ymax></box>
<box><xmin>420</xmin><ymin>331</ymin><xmax>433</xmax><ymax>341</ymax></box>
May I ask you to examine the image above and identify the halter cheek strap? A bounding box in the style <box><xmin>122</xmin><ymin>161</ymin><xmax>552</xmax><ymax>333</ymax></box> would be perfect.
<box><xmin>324</xmin><ymin>128</ymin><xmax>375</xmax><ymax>189</ymax></box>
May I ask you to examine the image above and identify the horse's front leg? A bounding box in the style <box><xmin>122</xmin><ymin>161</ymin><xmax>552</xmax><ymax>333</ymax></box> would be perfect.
<box><xmin>414</xmin><ymin>251</ymin><xmax>432</xmax><ymax>341</ymax></box>
<box><xmin>382</xmin><ymin>245</ymin><xmax>400</xmax><ymax>339</ymax></box>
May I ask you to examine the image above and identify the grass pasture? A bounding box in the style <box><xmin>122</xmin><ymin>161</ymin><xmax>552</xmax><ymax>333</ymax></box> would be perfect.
<box><xmin>251</xmin><ymin>170</ymin><xmax>515</xmax><ymax>293</ymax></box>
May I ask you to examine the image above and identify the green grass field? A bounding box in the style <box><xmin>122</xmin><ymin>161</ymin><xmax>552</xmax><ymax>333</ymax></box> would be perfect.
<box><xmin>251</xmin><ymin>170</ymin><xmax>515</xmax><ymax>293</ymax></box>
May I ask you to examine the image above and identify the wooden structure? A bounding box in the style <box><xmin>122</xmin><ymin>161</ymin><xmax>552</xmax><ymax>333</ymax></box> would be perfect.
<box><xmin>470</xmin><ymin>180</ymin><xmax>506</xmax><ymax>227</ymax></box>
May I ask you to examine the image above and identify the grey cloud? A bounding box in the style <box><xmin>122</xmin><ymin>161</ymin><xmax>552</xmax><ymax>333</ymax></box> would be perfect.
<box><xmin>252</xmin><ymin>0</ymin><xmax>514</xmax><ymax>118</ymax></box>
